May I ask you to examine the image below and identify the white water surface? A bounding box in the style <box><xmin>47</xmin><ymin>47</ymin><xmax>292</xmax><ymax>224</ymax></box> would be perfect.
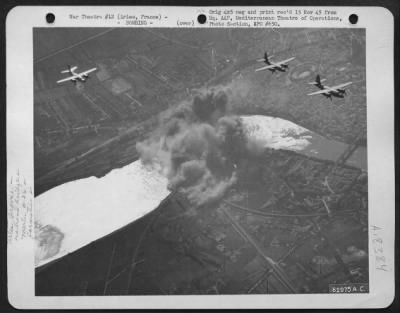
<box><xmin>241</xmin><ymin>115</ymin><xmax>312</xmax><ymax>151</ymax></box>
<box><xmin>35</xmin><ymin>161</ymin><xmax>169</xmax><ymax>267</ymax></box>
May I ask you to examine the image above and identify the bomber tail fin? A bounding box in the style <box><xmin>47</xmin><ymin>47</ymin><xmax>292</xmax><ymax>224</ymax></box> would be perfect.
<box><xmin>315</xmin><ymin>74</ymin><xmax>326</xmax><ymax>87</ymax></box>
<box><xmin>316</xmin><ymin>74</ymin><xmax>321</xmax><ymax>85</ymax></box>
<box><xmin>61</xmin><ymin>65</ymin><xmax>71</xmax><ymax>74</ymax></box>
<box><xmin>264</xmin><ymin>52</ymin><xmax>271</xmax><ymax>64</ymax></box>
<box><xmin>61</xmin><ymin>65</ymin><xmax>78</xmax><ymax>74</ymax></box>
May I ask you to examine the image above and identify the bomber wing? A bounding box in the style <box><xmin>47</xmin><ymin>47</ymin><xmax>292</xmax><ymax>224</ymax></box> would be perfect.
<box><xmin>56</xmin><ymin>75</ymin><xmax>78</xmax><ymax>84</ymax></box>
<box><xmin>255</xmin><ymin>64</ymin><xmax>277</xmax><ymax>72</ymax></box>
<box><xmin>78</xmin><ymin>67</ymin><xmax>97</xmax><ymax>76</ymax></box>
<box><xmin>307</xmin><ymin>89</ymin><xmax>330</xmax><ymax>96</ymax></box>
<box><xmin>272</xmin><ymin>57</ymin><xmax>296</xmax><ymax>66</ymax></box>
<box><xmin>325</xmin><ymin>82</ymin><xmax>352</xmax><ymax>92</ymax></box>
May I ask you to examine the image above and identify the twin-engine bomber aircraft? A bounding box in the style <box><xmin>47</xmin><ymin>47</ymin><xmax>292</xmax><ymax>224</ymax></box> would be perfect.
<box><xmin>308</xmin><ymin>75</ymin><xmax>352</xmax><ymax>100</ymax></box>
<box><xmin>56</xmin><ymin>65</ymin><xmax>97</xmax><ymax>84</ymax></box>
<box><xmin>255</xmin><ymin>52</ymin><xmax>295</xmax><ymax>73</ymax></box>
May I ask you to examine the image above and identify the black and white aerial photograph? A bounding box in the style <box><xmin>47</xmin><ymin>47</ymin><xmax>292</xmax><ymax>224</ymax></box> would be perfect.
<box><xmin>33</xmin><ymin>27</ymin><xmax>368</xmax><ymax>295</ymax></box>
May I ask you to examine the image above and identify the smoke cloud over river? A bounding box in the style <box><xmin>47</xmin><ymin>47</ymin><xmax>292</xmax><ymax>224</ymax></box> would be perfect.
<box><xmin>137</xmin><ymin>87</ymin><xmax>259</xmax><ymax>206</ymax></box>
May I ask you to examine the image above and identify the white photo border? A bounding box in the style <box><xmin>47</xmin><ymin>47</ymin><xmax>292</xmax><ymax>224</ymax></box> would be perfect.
<box><xmin>6</xmin><ymin>5</ymin><xmax>395</xmax><ymax>309</ymax></box>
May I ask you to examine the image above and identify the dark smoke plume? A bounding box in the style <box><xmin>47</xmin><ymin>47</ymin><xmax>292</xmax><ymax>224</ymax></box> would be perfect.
<box><xmin>137</xmin><ymin>87</ymin><xmax>253</xmax><ymax>206</ymax></box>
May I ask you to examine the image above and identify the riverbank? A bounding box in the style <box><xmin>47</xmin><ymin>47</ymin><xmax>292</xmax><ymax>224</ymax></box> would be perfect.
<box><xmin>36</xmin><ymin>142</ymin><xmax>368</xmax><ymax>295</ymax></box>
<box><xmin>35</xmin><ymin>114</ymin><xmax>367</xmax><ymax>267</ymax></box>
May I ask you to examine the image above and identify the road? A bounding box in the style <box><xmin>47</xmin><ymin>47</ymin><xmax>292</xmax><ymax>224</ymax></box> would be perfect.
<box><xmin>34</xmin><ymin>28</ymin><xmax>116</xmax><ymax>64</ymax></box>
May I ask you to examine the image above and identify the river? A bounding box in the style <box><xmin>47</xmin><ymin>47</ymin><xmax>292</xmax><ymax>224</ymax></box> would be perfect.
<box><xmin>35</xmin><ymin>115</ymin><xmax>367</xmax><ymax>267</ymax></box>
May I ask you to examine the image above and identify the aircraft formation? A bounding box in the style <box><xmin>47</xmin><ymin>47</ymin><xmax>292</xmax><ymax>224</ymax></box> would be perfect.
<box><xmin>255</xmin><ymin>52</ymin><xmax>352</xmax><ymax>100</ymax></box>
<box><xmin>56</xmin><ymin>51</ymin><xmax>352</xmax><ymax>101</ymax></box>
